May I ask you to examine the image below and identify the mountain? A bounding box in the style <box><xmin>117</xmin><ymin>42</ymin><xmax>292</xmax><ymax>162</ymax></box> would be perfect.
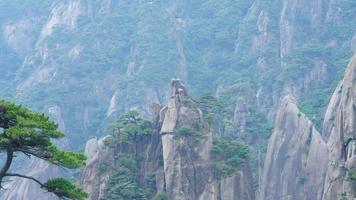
<box><xmin>0</xmin><ymin>0</ymin><xmax>354</xmax><ymax>199</ymax></box>
<box><xmin>259</xmin><ymin>95</ymin><xmax>328</xmax><ymax>200</ymax></box>
<box><xmin>79</xmin><ymin>80</ymin><xmax>254</xmax><ymax>200</ymax></box>
<box><xmin>80</xmin><ymin>56</ymin><xmax>356</xmax><ymax>200</ymax></box>
<box><xmin>80</xmin><ymin>55</ymin><xmax>356</xmax><ymax>200</ymax></box>
<box><xmin>259</xmin><ymin>54</ymin><xmax>356</xmax><ymax>200</ymax></box>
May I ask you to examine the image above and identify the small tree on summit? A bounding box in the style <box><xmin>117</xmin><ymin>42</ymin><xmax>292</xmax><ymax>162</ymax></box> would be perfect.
<box><xmin>0</xmin><ymin>100</ymin><xmax>87</xmax><ymax>200</ymax></box>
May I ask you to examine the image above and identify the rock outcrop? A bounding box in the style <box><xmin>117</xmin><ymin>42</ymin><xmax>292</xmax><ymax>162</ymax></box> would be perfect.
<box><xmin>78</xmin><ymin>80</ymin><xmax>255</xmax><ymax>200</ymax></box>
<box><xmin>159</xmin><ymin>80</ymin><xmax>215</xmax><ymax>200</ymax></box>
<box><xmin>219</xmin><ymin>164</ymin><xmax>255</xmax><ymax>200</ymax></box>
<box><xmin>159</xmin><ymin>80</ymin><xmax>255</xmax><ymax>200</ymax></box>
<box><xmin>1</xmin><ymin>0</ymin><xmax>353</xmax><ymax>198</ymax></box>
<box><xmin>322</xmin><ymin>55</ymin><xmax>356</xmax><ymax>200</ymax></box>
<box><xmin>260</xmin><ymin>55</ymin><xmax>356</xmax><ymax>200</ymax></box>
<box><xmin>78</xmin><ymin>137</ymin><xmax>113</xmax><ymax>200</ymax></box>
<box><xmin>259</xmin><ymin>96</ymin><xmax>329</xmax><ymax>200</ymax></box>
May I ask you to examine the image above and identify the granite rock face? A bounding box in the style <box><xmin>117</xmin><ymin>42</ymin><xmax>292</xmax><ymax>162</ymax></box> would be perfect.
<box><xmin>78</xmin><ymin>137</ymin><xmax>113</xmax><ymax>200</ymax></box>
<box><xmin>322</xmin><ymin>55</ymin><xmax>356</xmax><ymax>200</ymax></box>
<box><xmin>159</xmin><ymin>80</ymin><xmax>214</xmax><ymax>200</ymax></box>
<box><xmin>159</xmin><ymin>80</ymin><xmax>254</xmax><ymax>200</ymax></box>
<box><xmin>78</xmin><ymin>80</ymin><xmax>255</xmax><ymax>200</ymax></box>
<box><xmin>259</xmin><ymin>96</ymin><xmax>328</xmax><ymax>200</ymax></box>
<box><xmin>260</xmin><ymin>55</ymin><xmax>356</xmax><ymax>200</ymax></box>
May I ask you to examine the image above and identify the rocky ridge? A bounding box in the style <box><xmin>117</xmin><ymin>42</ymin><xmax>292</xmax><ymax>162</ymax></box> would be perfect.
<box><xmin>260</xmin><ymin>55</ymin><xmax>356</xmax><ymax>200</ymax></box>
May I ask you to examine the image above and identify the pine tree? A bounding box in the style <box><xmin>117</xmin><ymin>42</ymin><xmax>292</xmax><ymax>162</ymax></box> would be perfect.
<box><xmin>111</xmin><ymin>110</ymin><xmax>152</xmax><ymax>159</ymax></box>
<box><xmin>0</xmin><ymin>100</ymin><xmax>87</xmax><ymax>200</ymax></box>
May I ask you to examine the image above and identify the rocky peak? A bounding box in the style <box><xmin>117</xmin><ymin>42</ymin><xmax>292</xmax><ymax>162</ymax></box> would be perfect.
<box><xmin>159</xmin><ymin>79</ymin><xmax>213</xmax><ymax>200</ymax></box>
<box><xmin>170</xmin><ymin>79</ymin><xmax>188</xmax><ymax>98</ymax></box>
<box><xmin>160</xmin><ymin>79</ymin><xmax>204</xmax><ymax>134</ymax></box>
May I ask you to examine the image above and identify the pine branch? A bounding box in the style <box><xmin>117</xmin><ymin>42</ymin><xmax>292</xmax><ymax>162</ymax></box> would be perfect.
<box><xmin>4</xmin><ymin>173</ymin><xmax>45</xmax><ymax>188</ymax></box>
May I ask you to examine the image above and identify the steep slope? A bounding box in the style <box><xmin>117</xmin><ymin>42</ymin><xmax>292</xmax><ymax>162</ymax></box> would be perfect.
<box><xmin>159</xmin><ymin>80</ymin><xmax>255</xmax><ymax>200</ymax></box>
<box><xmin>259</xmin><ymin>96</ymin><xmax>328</xmax><ymax>200</ymax></box>
<box><xmin>78</xmin><ymin>137</ymin><xmax>113</xmax><ymax>200</ymax></box>
<box><xmin>259</xmin><ymin>54</ymin><xmax>356</xmax><ymax>200</ymax></box>
<box><xmin>78</xmin><ymin>80</ymin><xmax>255</xmax><ymax>200</ymax></box>
<box><xmin>322</xmin><ymin>55</ymin><xmax>356</xmax><ymax>200</ymax></box>
<box><xmin>159</xmin><ymin>80</ymin><xmax>215</xmax><ymax>200</ymax></box>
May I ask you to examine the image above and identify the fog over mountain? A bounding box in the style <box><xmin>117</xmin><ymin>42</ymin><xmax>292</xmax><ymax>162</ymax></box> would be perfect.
<box><xmin>0</xmin><ymin>0</ymin><xmax>355</xmax><ymax>199</ymax></box>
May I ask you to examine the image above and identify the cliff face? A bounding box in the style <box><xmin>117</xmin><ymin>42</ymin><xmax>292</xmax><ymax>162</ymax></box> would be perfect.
<box><xmin>78</xmin><ymin>80</ymin><xmax>255</xmax><ymax>200</ymax></box>
<box><xmin>260</xmin><ymin>55</ymin><xmax>356</xmax><ymax>200</ymax></box>
<box><xmin>160</xmin><ymin>80</ymin><xmax>255</xmax><ymax>200</ymax></box>
<box><xmin>0</xmin><ymin>0</ymin><xmax>354</xmax><ymax>199</ymax></box>
<box><xmin>322</xmin><ymin>55</ymin><xmax>356</xmax><ymax>200</ymax></box>
<box><xmin>259</xmin><ymin>96</ymin><xmax>328</xmax><ymax>200</ymax></box>
<box><xmin>159</xmin><ymin>80</ymin><xmax>214</xmax><ymax>200</ymax></box>
<box><xmin>77</xmin><ymin>137</ymin><xmax>113</xmax><ymax>200</ymax></box>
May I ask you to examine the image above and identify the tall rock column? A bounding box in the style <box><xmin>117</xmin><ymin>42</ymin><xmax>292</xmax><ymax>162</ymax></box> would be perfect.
<box><xmin>160</xmin><ymin>80</ymin><xmax>215</xmax><ymax>200</ymax></box>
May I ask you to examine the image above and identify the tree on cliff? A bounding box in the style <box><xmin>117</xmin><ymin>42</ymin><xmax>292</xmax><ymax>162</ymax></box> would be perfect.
<box><xmin>111</xmin><ymin>110</ymin><xmax>152</xmax><ymax>160</ymax></box>
<box><xmin>0</xmin><ymin>100</ymin><xmax>87</xmax><ymax>200</ymax></box>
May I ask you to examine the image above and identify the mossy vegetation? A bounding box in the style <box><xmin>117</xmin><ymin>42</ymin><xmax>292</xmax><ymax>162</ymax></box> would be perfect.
<box><xmin>350</xmin><ymin>171</ymin><xmax>356</xmax><ymax>184</ymax></box>
<box><xmin>153</xmin><ymin>193</ymin><xmax>171</xmax><ymax>200</ymax></box>
<box><xmin>103</xmin><ymin>111</ymin><xmax>159</xmax><ymax>200</ymax></box>
<box><xmin>211</xmin><ymin>138</ymin><xmax>249</xmax><ymax>179</ymax></box>
<box><xmin>104</xmin><ymin>155</ymin><xmax>157</xmax><ymax>200</ymax></box>
<box><xmin>174</xmin><ymin>124</ymin><xmax>206</xmax><ymax>147</ymax></box>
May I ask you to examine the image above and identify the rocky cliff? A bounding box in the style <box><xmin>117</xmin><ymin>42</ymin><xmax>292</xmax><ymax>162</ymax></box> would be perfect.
<box><xmin>159</xmin><ymin>80</ymin><xmax>215</xmax><ymax>200</ymax></box>
<box><xmin>260</xmin><ymin>55</ymin><xmax>356</xmax><ymax>200</ymax></box>
<box><xmin>77</xmin><ymin>136</ymin><xmax>113</xmax><ymax>200</ymax></box>
<box><xmin>322</xmin><ymin>55</ymin><xmax>356</xmax><ymax>200</ymax></box>
<box><xmin>0</xmin><ymin>0</ymin><xmax>354</xmax><ymax>199</ymax></box>
<box><xmin>78</xmin><ymin>80</ymin><xmax>255</xmax><ymax>200</ymax></box>
<box><xmin>259</xmin><ymin>96</ymin><xmax>328</xmax><ymax>200</ymax></box>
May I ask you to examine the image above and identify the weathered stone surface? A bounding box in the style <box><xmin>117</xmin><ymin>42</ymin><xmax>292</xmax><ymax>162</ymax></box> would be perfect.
<box><xmin>322</xmin><ymin>82</ymin><xmax>342</xmax><ymax>140</ymax></box>
<box><xmin>160</xmin><ymin>80</ymin><xmax>255</xmax><ymax>200</ymax></box>
<box><xmin>220</xmin><ymin>164</ymin><xmax>254</xmax><ymax>200</ymax></box>
<box><xmin>78</xmin><ymin>137</ymin><xmax>113</xmax><ymax>200</ymax></box>
<box><xmin>259</xmin><ymin>95</ymin><xmax>328</xmax><ymax>200</ymax></box>
<box><xmin>78</xmin><ymin>80</ymin><xmax>255</xmax><ymax>200</ymax></box>
<box><xmin>322</xmin><ymin>55</ymin><xmax>356</xmax><ymax>200</ymax></box>
<box><xmin>233</xmin><ymin>97</ymin><xmax>250</xmax><ymax>133</ymax></box>
<box><xmin>160</xmin><ymin>80</ymin><xmax>214</xmax><ymax>200</ymax></box>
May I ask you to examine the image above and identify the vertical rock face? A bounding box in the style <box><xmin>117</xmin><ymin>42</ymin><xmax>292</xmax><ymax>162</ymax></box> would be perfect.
<box><xmin>322</xmin><ymin>55</ymin><xmax>356</xmax><ymax>200</ymax></box>
<box><xmin>78</xmin><ymin>137</ymin><xmax>113</xmax><ymax>200</ymax></box>
<box><xmin>159</xmin><ymin>80</ymin><xmax>214</xmax><ymax>200</ymax></box>
<box><xmin>159</xmin><ymin>80</ymin><xmax>255</xmax><ymax>200</ymax></box>
<box><xmin>78</xmin><ymin>80</ymin><xmax>255</xmax><ymax>200</ymax></box>
<box><xmin>322</xmin><ymin>82</ymin><xmax>342</xmax><ymax>140</ymax></box>
<box><xmin>219</xmin><ymin>164</ymin><xmax>255</xmax><ymax>200</ymax></box>
<box><xmin>259</xmin><ymin>55</ymin><xmax>356</xmax><ymax>200</ymax></box>
<box><xmin>259</xmin><ymin>95</ymin><xmax>328</xmax><ymax>200</ymax></box>
<box><xmin>233</xmin><ymin>97</ymin><xmax>250</xmax><ymax>133</ymax></box>
<box><xmin>279</xmin><ymin>0</ymin><xmax>326</xmax><ymax>58</ymax></box>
